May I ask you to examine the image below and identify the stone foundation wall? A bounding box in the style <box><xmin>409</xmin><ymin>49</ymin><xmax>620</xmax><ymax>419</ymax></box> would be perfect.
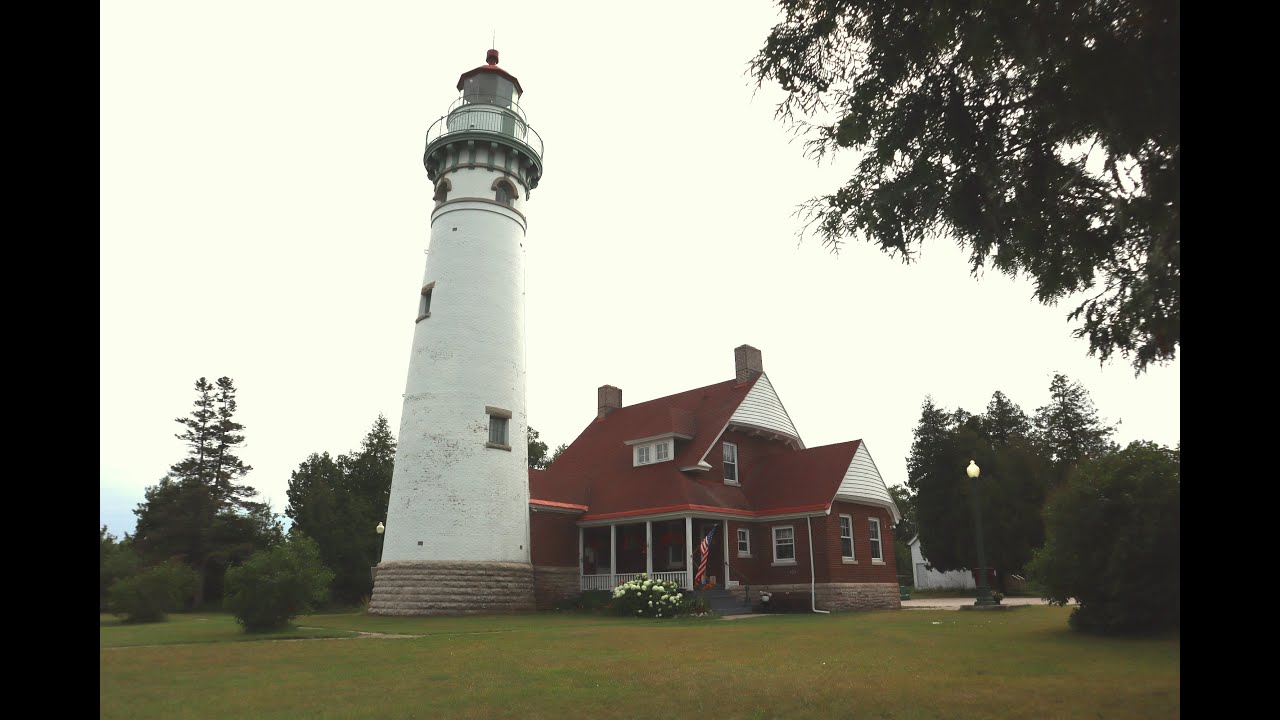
<box><xmin>368</xmin><ymin>560</ymin><xmax>536</xmax><ymax>616</ymax></box>
<box><xmin>742</xmin><ymin>582</ymin><xmax>901</xmax><ymax>612</ymax></box>
<box><xmin>533</xmin><ymin>565</ymin><xmax>579</xmax><ymax>610</ymax></box>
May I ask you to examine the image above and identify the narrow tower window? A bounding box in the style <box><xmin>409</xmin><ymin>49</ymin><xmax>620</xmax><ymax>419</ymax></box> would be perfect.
<box><xmin>417</xmin><ymin>282</ymin><xmax>435</xmax><ymax>322</ymax></box>
<box><xmin>723</xmin><ymin>442</ymin><xmax>738</xmax><ymax>483</ymax></box>
<box><xmin>485</xmin><ymin>406</ymin><xmax>512</xmax><ymax>450</ymax></box>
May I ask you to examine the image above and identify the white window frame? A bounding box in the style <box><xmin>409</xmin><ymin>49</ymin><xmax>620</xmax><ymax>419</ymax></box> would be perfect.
<box><xmin>840</xmin><ymin>514</ymin><xmax>856</xmax><ymax>563</ymax></box>
<box><xmin>655</xmin><ymin>441</ymin><xmax>669</xmax><ymax>461</ymax></box>
<box><xmin>667</xmin><ymin>544</ymin><xmax>684</xmax><ymax>568</ymax></box>
<box><xmin>772</xmin><ymin>525</ymin><xmax>795</xmax><ymax>565</ymax></box>
<box><xmin>869</xmin><ymin>517</ymin><xmax>884</xmax><ymax>563</ymax></box>
<box><xmin>736</xmin><ymin>528</ymin><xmax>751</xmax><ymax>557</ymax></box>
<box><xmin>485</xmin><ymin>406</ymin><xmax>511</xmax><ymax>450</ymax></box>
<box><xmin>723</xmin><ymin>442</ymin><xmax>739</xmax><ymax>484</ymax></box>
<box><xmin>635</xmin><ymin>445</ymin><xmax>651</xmax><ymax>465</ymax></box>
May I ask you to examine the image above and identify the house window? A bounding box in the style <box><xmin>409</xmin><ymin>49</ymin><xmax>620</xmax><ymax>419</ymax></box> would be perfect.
<box><xmin>655</xmin><ymin>441</ymin><xmax>669</xmax><ymax>461</ymax></box>
<box><xmin>737</xmin><ymin>528</ymin><xmax>751</xmax><ymax>557</ymax></box>
<box><xmin>772</xmin><ymin>526</ymin><xmax>795</xmax><ymax>564</ymax></box>
<box><xmin>668</xmin><ymin>545</ymin><xmax>684</xmax><ymax>568</ymax></box>
<box><xmin>723</xmin><ymin>442</ymin><xmax>738</xmax><ymax>483</ymax></box>
<box><xmin>485</xmin><ymin>406</ymin><xmax>511</xmax><ymax>450</ymax></box>
<box><xmin>636</xmin><ymin>445</ymin><xmax>651</xmax><ymax>465</ymax></box>
<box><xmin>840</xmin><ymin>514</ymin><xmax>855</xmax><ymax>560</ymax></box>
<box><xmin>869</xmin><ymin>517</ymin><xmax>883</xmax><ymax>562</ymax></box>
<box><xmin>417</xmin><ymin>282</ymin><xmax>434</xmax><ymax>322</ymax></box>
<box><xmin>494</xmin><ymin>179</ymin><xmax>517</xmax><ymax>206</ymax></box>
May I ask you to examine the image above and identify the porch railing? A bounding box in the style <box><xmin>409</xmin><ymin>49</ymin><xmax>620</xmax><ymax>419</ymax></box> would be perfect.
<box><xmin>581</xmin><ymin>571</ymin><xmax>690</xmax><ymax>592</ymax></box>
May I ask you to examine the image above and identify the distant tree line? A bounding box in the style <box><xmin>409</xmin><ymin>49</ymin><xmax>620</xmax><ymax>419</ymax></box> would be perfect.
<box><xmin>896</xmin><ymin>372</ymin><xmax>1178</xmax><ymax>633</ymax></box>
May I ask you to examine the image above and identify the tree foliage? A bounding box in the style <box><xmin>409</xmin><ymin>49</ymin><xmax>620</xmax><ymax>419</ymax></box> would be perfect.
<box><xmin>1034</xmin><ymin>372</ymin><xmax>1118</xmax><ymax>473</ymax></box>
<box><xmin>107</xmin><ymin>560</ymin><xmax>199</xmax><ymax>624</ymax></box>
<box><xmin>223</xmin><ymin>532</ymin><xmax>334</xmax><ymax>632</ymax></box>
<box><xmin>133</xmin><ymin>377</ymin><xmax>280</xmax><ymax>607</ymax></box>
<box><xmin>751</xmin><ymin>0</ymin><xmax>1179</xmax><ymax>372</ymax></box>
<box><xmin>528</xmin><ymin>426</ymin><xmax>551</xmax><ymax>470</ymax></box>
<box><xmin>100</xmin><ymin>526</ymin><xmax>139</xmax><ymax>612</ymax></box>
<box><xmin>285</xmin><ymin>416</ymin><xmax>396</xmax><ymax>605</ymax></box>
<box><xmin>1028</xmin><ymin>441</ymin><xmax>1179</xmax><ymax>634</ymax></box>
<box><xmin>911</xmin><ymin>389</ymin><xmax>1054</xmax><ymax>588</ymax></box>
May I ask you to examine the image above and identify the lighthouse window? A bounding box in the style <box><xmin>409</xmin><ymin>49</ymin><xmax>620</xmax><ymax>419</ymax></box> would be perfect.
<box><xmin>433</xmin><ymin>178</ymin><xmax>451</xmax><ymax>205</ymax></box>
<box><xmin>485</xmin><ymin>406</ymin><xmax>512</xmax><ymax>450</ymax></box>
<box><xmin>494</xmin><ymin>179</ymin><xmax>517</xmax><ymax>206</ymax></box>
<box><xmin>417</xmin><ymin>283</ymin><xmax>434</xmax><ymax>322</ymax></box>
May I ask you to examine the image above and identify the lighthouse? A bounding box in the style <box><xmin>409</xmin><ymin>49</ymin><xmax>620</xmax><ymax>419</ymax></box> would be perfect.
<box><xmin>370</xmin><ymin>50</ymin><xmax>544</xmax><ymax>615</ymax></box>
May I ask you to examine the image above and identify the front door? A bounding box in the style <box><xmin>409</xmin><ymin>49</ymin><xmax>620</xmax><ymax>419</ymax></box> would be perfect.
<box><xmin>693</xmin><ymin>521</ymin><xmax>724</xmax><ymax>589</ymax></box>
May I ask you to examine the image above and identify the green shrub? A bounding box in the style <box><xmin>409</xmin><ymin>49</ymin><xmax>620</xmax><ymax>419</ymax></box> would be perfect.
<box><xmin>107</xmin><ymin>561</ymin><xmax>199</xmax><ymax>623</ymax></box>
<box><xmin>223</xmin><ymin>533</ymin><xmax>334</xmax><ymax>632</ymax></box>
<box><xmin>100</xmin><ymin>542</ymin><xmax>141</xmax><ymax>612</ymax></box>
<box><xmin>611</xmin><ymin>573</ymin><xmax>685</xmax><ymax>618</ymax></box>
<box><xmin>1028</xmin><ymin>441</ymin><xmax>1179</xmax><ymax>635</ymax></box>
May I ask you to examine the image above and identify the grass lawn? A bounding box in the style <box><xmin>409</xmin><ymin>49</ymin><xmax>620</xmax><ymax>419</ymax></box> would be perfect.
<box><xmin>100</xmin><ymin>606</ymin><xmax>1178</xmax><ymax>720</ymax></box>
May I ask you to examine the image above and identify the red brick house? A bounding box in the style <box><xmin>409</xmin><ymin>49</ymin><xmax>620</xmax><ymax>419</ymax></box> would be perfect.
<box><xmin>528</xmin><ymin>345</ymin><xmax>902</xmax><ymax>612</ymax></box>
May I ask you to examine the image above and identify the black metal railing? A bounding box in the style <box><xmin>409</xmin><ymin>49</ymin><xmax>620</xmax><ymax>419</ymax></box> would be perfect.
<box><xmin>425</xmin><ymin>105</ymin><xmax>544</xmax><ymax>159</ymax></box>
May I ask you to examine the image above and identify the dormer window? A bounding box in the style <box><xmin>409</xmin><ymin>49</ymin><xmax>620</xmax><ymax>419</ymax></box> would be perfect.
<box><xmin>632</xmin><ymin>438</ymin><xmax>675</xmax><ymax>467</ymax></box>
<box><xmin>723</xmin><ymin>442</ymin><xmax>738</xmax><ymax>484</ymax></box>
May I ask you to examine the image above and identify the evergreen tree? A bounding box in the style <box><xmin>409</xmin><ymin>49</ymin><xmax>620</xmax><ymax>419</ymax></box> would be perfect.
<box><xmin>208</xmin><ymin>377</ymin><xmax>258</xmax><ymax>510</ymax></box>
<box><xmin>906</xmin><ymin>396</ymin><xmax>952</xmax><ymax>493</ymax></box>
<box><xmin>548</xmin><ymin>443</ymin><xmax>569</xmax><ymax>467</ymax></box>
<box><xmin>1033</xmin><ymin>373</ymin><xmax>1117</xmax><ymax>475</ymax></box>
<box><xmin>979</xmin><ymin>391</ymin><xmax>1033</xmax><ymax>448</ymax></box>
<box><xmin>284</xmin><ymin>416</ymin><xmax>397</xmax><ymax>605</ymax></box>
<box><xmin>133</xmin><ymin>376</ymin><xmax>277</xmax><ymax>607</ymax></box>
<box><xmin>528</xmin><ymin>427</ymin><xmax>550</xmax><ymax>470</ymax></box>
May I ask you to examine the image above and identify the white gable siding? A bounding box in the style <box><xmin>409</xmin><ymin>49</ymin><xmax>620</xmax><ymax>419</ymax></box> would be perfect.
<box><xmin>834</xmin><ymin>442</ymin><xmax>901</xmax><ymax>523</ymax></box>
<box><xmin>729</xmin><ymin>373</ymin><xmax>803</xmax><ymax>445</ymax></box>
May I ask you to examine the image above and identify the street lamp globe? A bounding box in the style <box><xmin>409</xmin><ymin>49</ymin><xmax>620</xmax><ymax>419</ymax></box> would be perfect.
<box><xmin>376</xmin><ymin>522</ymin><xmax>385</xmax><ymax>535</ymax></box>
<box><xmin>967</xmin><ymin>460</ymin><xmax>980</xmax><ymax>479</ymax></box>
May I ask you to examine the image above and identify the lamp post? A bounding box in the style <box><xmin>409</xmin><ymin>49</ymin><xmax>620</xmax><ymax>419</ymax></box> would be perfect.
<box><xmin>966</xmin><ymin>460</ymin><xmax>995</xmax><ymax>607</ymax></box>
<box><xmin>375</xmin><ymin>522</ymin><xmax>385</xmax><ymax>563</ymax></box>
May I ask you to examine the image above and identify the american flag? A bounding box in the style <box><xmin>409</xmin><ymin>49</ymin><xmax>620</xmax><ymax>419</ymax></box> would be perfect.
<box><xmin>695</xmin><ymin>525</ymin><xmax>718</xmax><ymax>587</ymax></box>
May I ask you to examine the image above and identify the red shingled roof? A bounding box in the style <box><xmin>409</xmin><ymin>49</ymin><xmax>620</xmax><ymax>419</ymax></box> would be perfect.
<box><xmin>529</xmin><ymin>376</ymin><xmax>862</xmax><ymax>520</ymax></box>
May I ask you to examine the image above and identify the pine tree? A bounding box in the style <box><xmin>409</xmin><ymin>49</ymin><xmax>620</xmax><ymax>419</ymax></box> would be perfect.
<box><xmin>906</xmin><ymin>396</ymin><xmax>953</xmax><ymax>493</ymax></box>
<box><xmin>980</xmin><ymin>391</ymin><xmax>1033</xmax><ymax>448</ymax></box>
<box><xmin>1033</xmin><ymin>373</ymin><xmax>1117</xmax><ymax>473</ymax></box>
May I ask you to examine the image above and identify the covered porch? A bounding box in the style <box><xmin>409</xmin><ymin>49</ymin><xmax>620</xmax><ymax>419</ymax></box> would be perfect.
<box><xmin>579</xmin><ymin>516</ymin><xmax>730</xmax><ymax>592</ymax></box>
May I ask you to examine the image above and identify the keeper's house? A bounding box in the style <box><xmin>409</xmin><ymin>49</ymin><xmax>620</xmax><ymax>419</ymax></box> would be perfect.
<box><xmin>527</xmin><ymin>345</ymin><xmax>902</xmax><ymax>612</ymax></box>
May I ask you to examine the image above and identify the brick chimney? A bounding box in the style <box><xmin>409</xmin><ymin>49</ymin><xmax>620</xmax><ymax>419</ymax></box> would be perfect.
<box><xmin>735</xmin><ymin>345</ymin><xmax>763</xmax><ymax>384</ymax></box>
<box><xmin>598</xmin><ymin>385</ymin><xmax>622</xmax><ymax>419</ymax></box>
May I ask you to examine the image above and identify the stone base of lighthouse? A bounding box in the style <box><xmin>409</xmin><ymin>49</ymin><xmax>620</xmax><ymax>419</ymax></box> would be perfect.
<box><xmin>368</xmin><ymin>561</ymin><xmax>536</xmax><ymax>616</ymax></box>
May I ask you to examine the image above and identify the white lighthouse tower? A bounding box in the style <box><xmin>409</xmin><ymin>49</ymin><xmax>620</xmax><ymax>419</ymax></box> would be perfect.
<box><xmin>370</xmin><ymin>49</ymin><xmax>544</xmax><ymax>615</ymax></box>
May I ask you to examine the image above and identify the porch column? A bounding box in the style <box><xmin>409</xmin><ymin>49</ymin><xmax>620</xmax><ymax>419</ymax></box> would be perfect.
<box><xmin>645</xmin><ymin>520</ymin><xmax>653</xmax><ymax>576</ymax></box>
<box><xmin>609</xmin><ymin>523</ymin><xmax>617</xmax><ymax>583</ymax></box>
<box><xmin>685</xmin><ymin>516</ymin><xmax>694</xmax><ymax>590</ymax></box>
<box><xmin>578</xmin><ymin>526</ymin><xmax>584</xmax><ymax>578</ymax></box>
<box><xmin>722</xmin><ymin>518</ymin><xmax>730</xmax><ymax>586</ymax></box>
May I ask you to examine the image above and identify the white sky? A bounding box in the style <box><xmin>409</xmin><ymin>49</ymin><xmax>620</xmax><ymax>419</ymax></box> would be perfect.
<box><xmin>100</xmin><ymin>0</ymin><xmax>1180</xmax><ymax>537</ymax></box>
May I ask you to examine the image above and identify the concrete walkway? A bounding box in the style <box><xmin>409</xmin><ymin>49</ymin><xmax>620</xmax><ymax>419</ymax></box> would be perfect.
<box><xmin>900</xmin><ymin>596</ymin><xmax>1068</xmax><ymax>610</ymax></box>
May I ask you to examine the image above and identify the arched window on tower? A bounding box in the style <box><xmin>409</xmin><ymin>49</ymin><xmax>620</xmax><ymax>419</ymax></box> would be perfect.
<box><xmin>433</xmin><ymin>178</ymin><xmax>451</xmax><ymax>206</ymax></box>
<box><xmin>492</xmin><ymin>178</ymin><xmax>517</xmax><ymax>207</ymax></box>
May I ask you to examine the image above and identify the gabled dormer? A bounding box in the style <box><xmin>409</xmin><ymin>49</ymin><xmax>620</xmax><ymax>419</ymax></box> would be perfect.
<box><xmin>625</xmin><ymin>432</ymin><xmax>690</xmax><ymax>466</ymax></box>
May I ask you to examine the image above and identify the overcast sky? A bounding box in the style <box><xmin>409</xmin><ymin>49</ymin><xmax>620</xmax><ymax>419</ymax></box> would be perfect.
<box><xmin>101</xmin><ymin>0</ymin><xmax>1180</xmax><ymax>538</ymax></box>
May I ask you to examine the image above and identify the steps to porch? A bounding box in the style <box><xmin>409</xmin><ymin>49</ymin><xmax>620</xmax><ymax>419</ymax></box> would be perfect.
<box><xmin>697</xmin><ymin>587</ymin><xmax>752</xmax><ymax>617</ymax></box>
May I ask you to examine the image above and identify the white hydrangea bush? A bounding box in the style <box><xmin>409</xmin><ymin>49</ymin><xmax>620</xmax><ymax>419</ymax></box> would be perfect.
<box><xmin>611</xmin><ymin>573</ymin><xmax>687</xmax><ymax>619</ymax></box>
